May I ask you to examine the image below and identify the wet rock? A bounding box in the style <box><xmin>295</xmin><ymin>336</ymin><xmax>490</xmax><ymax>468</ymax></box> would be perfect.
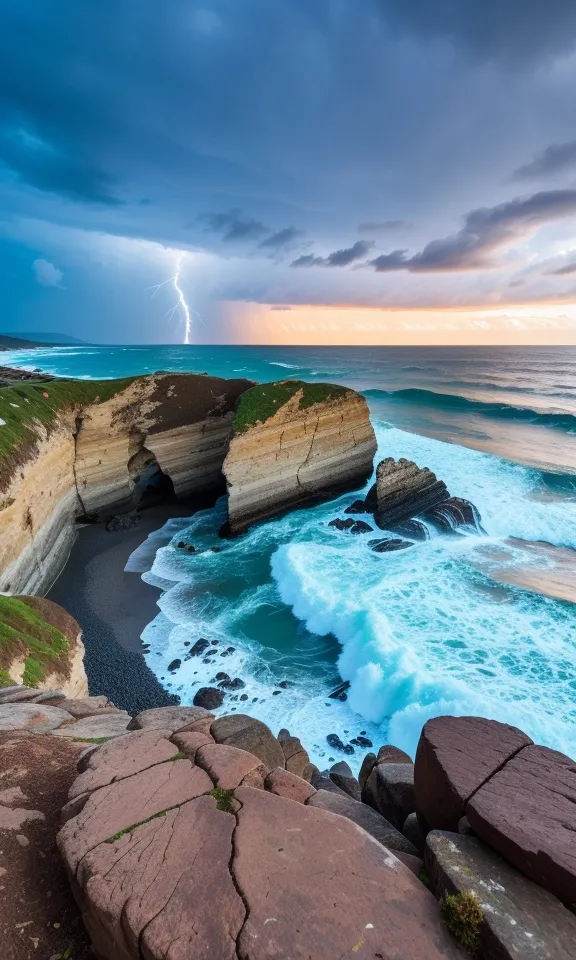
<box><xmin>210</xmin><ymin>714</ymin><xmax>285</xmax><ymax>772</ymax></box>
<box><xmin>414</xmin><ymin>715</ymin><xmax>532</xmax><ymax>831</ymax></box>
<box><xmin>358</xmin><ymin>752</ymin><xmax>377</xmax><ymax>791</ymax></box>
<box><xmin>167</xmin><ymin>659</ymin><xmax>181</xmax><ymax>672</ymax></box>
<box><xmin>193</xmin><ymin>687</ymin><xmax>225</xmax><ymax>710</ymax></box>
<box><xmin>215</xmin><ymin>671</ymin><xmax>230</xmax><ymax>682</ymax></box>
<box><xmin>368</xmin><ymin>457</ymin><xmax>450</xmax><ymax>529</ymax></box>
<box><xmin>329</xmin><ymin>517</ymin><xmax>373</xmax><ymax>534</ymax></box>
<box><xmin>265</xmin><ymin>768</ymin><xmax>317</xmax><ymax>804</ymax></box>
<box><xmin>328</xmin><ymin>680</ymin><xmax>350</xmax><ymax>701</ymax></box>
<box><xmin>422</xmin><ymin>496</ymin><xmax>486</xmax><ymax>535</ymax></box>
<box><xmin>426</xmin><ymin>830</ymin><xmax>576</xmax><ymax>960</ymax></box>
<box><xmin>344</xmin><ymin>498</ymin><xmax>370</xmax><ymax>514</ymax></box>
<box><xmin>369</xmin><ymin>537</ymin><xmax>413</xmax><ymax>553</ymax></box>
<box><xmin>329</xmin><ymin>517</ymin><xmax>356</xmax><ymax>531</ymax></box>
<box><xmin>176</xmin><ymin>541</ymin><xmax>196</xmax><ymax>552</ymax></box>
<box><xmin>186</xmin><ymin>638</ymin><xmax>210</xmax><ymax>658</ymax></box>
<box><xmin>105</xmin><ymin>513</ymin><xmax>141</xmax><ymax>532</ymax></box>
<box><xmin>363</xmin><ymin>762</ymin><xmax>416</xmax><ymax>830</ymax></box>
<box><xmin>329</xmin><ymin>762</ymin><xmax>361</xmax><ymax>801</ymax></box>
<box><xmin>391</xmin><ymin>519</ymin><xmax>430</xmax><ymax>541</ymax></box>
<box><xmin>466</xmin><ymin>744</ymin><xmax>576</xmax><ymax>904</ymax></box>
<box><xmin>326</xmin><ymin>733</ymin><xmax>354</xmax><ymax>755</ymax></box>
<box><xmin>128</xmin><ymin>705</ymin><xmax>211</xmax><ymax>733</ymax></box>
<box><xmin>218</xmin><ymin>677</ymin><xmax>246</xmax><ymax>691</ymax></box>
<box><xmin>350</xmin><ymin>735</ymin><xmax>373</xmax><ymax>748</ymax></box>
<box><xmin>278</xmin><ymin>680</ymin><xmax>294</xmax><ymax>689</ymax></box>
<box><xmin>403</xmin><ymin>812</ymin><xmax>426</xmax><ymax>853</ymax></box>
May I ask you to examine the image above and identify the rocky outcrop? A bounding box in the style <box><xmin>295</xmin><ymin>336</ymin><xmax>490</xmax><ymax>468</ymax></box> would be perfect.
<box><xmin>0</xmin><ymin>373</ymin><xmax>252</xmax><ymax>594</ymax></box>
<box><xmin>223</xmin><ymin>380</ymin><xmax>377</xmax><ymax>533</ymax></box>
<box><xmin>0</xmin><ymin>595</ymin><xmax>88</xmax><ymax>697</ymax></box>
<box><xmin>367</xmin><ymin>457</ymin><xmax>449</xmax><ymax>529</ymax></box>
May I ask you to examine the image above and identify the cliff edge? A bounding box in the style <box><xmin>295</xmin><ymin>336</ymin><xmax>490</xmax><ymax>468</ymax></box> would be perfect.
<box><xmin>223</xmin><ymin>380</ymin><xmax>377</xmax><ymax>533</ymax></box>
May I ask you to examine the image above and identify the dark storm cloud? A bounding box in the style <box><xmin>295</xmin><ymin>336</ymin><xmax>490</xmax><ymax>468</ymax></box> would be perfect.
<box><xmin>369</xmin><ymin>190</ymin><xmax>576</xmax><ymax>272</ymax></box>
<box><xmin>358</xmin><ymin>220</ymin><xmax>411</xmax><ymax>232</ymax></box>
<box><xmin>259</xmin><ymin>226</ymin><xmax>304</xmax><ymax>250</ymax></box>
<box><xmin>198</xmin><ymin>209</ymin><xmax>268</xmax><ymax>242</ymax></box>
<box><xmin>291</xmin><ymin>240</ymin><xmax>373</xmax><ymax>268</ymax></box>
<box><xmin>512</xmin><ymin>141</ymin><xmax>576</xmax><ymax>181</ymax></box>
<box><xmin>382</xmin><ymin>0</ymin><xmax>576</xmax><ymax>62</ymax></box>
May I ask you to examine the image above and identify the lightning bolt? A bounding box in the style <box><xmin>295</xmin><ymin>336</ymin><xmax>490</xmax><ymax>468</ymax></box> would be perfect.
<box><xmin>146</xmin><ymin>251</ymin><xmax>203</xmax><ymax>345</ymax></box>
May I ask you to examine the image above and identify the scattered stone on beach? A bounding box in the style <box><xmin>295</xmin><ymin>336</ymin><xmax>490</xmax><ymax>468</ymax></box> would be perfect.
<box><xmin>328</xmin><ymin>680</ymin><xmax>350</xmax><ymax>701</ymax></box>
<box><xmin>326</xmin><ymin>733</ymin><xmax>354</xmax><ymax>755</ymax></box>
<box><xmin>350</xmin><ymin>734</ymin><xmax>373</xmax><ymax>748</ymax></box>
<box><xmin>344</xmin><ymin>498</ymin><xmax>370</xmax><ymax>514</ymax></box>
<box><xmin>414</xmin><ymin>715</ymin><xmax>532</xmax><ymax>831</ymax></box>
<box><xmin>218</xmin><ymin>677</ymin><xmax>246</xmax><ymax>691</ymax></box>
<box><xmin>466</xmin><ymin>743</ymin><xmax>576</xmax><ymax>904</ymax></box>
<box><xmin>307</xmin><ymin>789</ymin><xmax>420</xmax><ymax>857</ymax></box>
<box><xmin>211</xmin><ymin>714</ymin><xmax>285</xmax><ymax>772</ymax></box>
<box><xmin>220</xmin><ymin>645</ymin><xmax>236</xmax><ymax>657</ymax></box>
<box><xmin>363</xmin><ymin>762</ymin><xmax>416</xmax><ymax>830</ymax></box>
<box><xmin>426</xmin><ymin>830</ymin><xmax>576</xmax><ymax>960</ymax></box>
<box><xmin>128</xmin><ymin>705</ymin><xmax>211</xmax><ymax>732</ymax></box>
<box><xmin>422</xmin><ymin>496</ymin><xmax>485</xmax><ymax>535</ymax></box>
<box><xmin>193</xmin><ymin>687</ymin><xmax>225</xmax><ymax>710</ymax></box>
<box><xmin>367</xmin><ymin>457</ymin><xmax>450</xmax><ymax>529</ymax></box>
<box><xmin>369</xmin><ymin>537</ymin><xmax>413</xmax><ymax>553</ymax></box>
<box><xmin>105</xmin><ymin>513</ymin><xmax>142</xmax><ymax>532</ymax></box>
<box><xmin>186</xmin><ymin>638</ymin><xmax>210</xmax><ymax>658</ymax></box>
<box><xmin>167</xmin><ymin>658</ymin><xmax>181</xmax><ymax>672</ymax></box>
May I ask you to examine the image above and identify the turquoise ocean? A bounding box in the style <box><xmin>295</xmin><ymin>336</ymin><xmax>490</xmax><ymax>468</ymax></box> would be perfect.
<box><xmin>5</xmin><ymin>344</ymin><xmax>576</xmax><ymax>769</ymax></box>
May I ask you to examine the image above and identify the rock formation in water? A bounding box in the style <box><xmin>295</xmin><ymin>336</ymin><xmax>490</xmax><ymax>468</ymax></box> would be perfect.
<box><xmin>366</xmin><ymin>457</ymin><xmax>450</xmax><ymax>529</ymax></box>
<box><xmin>223</xmin><ymin>380</ymin><xmax>377</xmax><ymax>533</ymax></box>
<box><xmin>0</xmin><ymin>372</ymin><xmax>252</xmax><ymax>593</ymax></box>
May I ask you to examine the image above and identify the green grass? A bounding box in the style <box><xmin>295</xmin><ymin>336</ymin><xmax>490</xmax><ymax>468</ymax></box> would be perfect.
<box><xmin>72</xmin><ymin>736</ymin><xmax>111</xmax><ymax>744</ymax></box>
<box><xmin>233</xmin><ymin>380</ymin><xmax>350</xmax><ymax>434</ymax></box>
<box><xmin>106</xmin><ymin>809</ymin><xmax>168</xmax><ymax>843</ymax></box>
<box><xmin>0</xmin><ymin>377</ymin><xmax>134</xmax><ymax>488</ymax></box>
<box><xmin>207</xmin><ymin>787</ymin><xmax>236</xmax><ymax>813</ymax></box>
<box><xmin>0</xmin><ymin>595</ymin><xmax>71</xmax><ymax>688</ymax></box>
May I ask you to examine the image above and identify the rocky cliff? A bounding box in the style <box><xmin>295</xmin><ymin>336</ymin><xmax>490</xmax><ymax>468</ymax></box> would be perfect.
<box><xmin>223</xmin><ymin>380</ymin><xmax>377</xmax><ymax>533</ymax></box>
<box><xmin>0</xmin><ymin>373</ymin><xmax>252</xmax><ymax>594</ymax></box>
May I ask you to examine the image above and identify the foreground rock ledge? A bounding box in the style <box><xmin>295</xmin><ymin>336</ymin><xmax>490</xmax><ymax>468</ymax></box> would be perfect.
<box><xmin>58</xmin><ymin>715</ymin><xmax>465</xmax><ymax>959</ymax></box>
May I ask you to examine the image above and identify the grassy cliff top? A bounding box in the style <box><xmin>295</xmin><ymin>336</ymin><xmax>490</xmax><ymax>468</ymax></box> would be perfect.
<box><xmin>0</xmin><ymin>377</ymin><xmax>134</xmax><ymax>492</ymax></box>
<box><xmin>0</xmin><ymin>595</ymin><xmax>76</xmax><ymax>688</ymax></box>
<box><xmin>233</xmin><ymin>380</ymin><xmax>350</xmax><ymax>434</ymax></box>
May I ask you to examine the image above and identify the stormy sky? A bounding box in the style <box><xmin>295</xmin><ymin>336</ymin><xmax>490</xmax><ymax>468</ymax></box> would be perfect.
<box><xmin>1</xmin><ymin>0</ymin><xmax>576</xmax><ymax>344</ymax></box>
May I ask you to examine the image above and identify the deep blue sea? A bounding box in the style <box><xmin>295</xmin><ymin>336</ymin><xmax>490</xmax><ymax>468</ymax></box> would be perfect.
<box><xmin>6</xmin><ymin>344</ymin><xmax>576</xmax><ymax>767</ymax></box>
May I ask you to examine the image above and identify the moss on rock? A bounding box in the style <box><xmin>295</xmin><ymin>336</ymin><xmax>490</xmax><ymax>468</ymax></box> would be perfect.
<box><xmin>440</xmin><ymin>890</ymin><xmax>483</xmax><ymax>954</ymax></box>
<box><xmin>233</xmin><ymin>380</ymin><xmax>350</xmax><ymax>434</ymax></box>
<box><xmin>0</xmin><ymin>595</ymin><xmax>74</xmax><ymax>688</ymax></box>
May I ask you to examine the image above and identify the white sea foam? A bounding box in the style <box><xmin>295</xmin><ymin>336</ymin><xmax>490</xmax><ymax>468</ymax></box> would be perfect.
<box><xmin>132</xmin><ymin>419</ymin><xmax>576</xmax><ymax>767</ymax></box>
<box><xmin>267</xmin><ymin>361</ymin><xmax>301</xmax><ymax>369</ymax></box>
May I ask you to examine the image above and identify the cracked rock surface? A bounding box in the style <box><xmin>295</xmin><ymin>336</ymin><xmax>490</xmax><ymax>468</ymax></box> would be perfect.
<box><xmin>59</xmin><ymin>709</ymin><xmax>466</xmax><ymax>959</ymax></box>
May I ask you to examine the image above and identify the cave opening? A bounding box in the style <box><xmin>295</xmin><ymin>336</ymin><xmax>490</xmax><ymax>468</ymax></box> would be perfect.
<box><xmin>128</xmin><ymin>447</ymin><xmax>177</xmax><ymax>511</ymax></box>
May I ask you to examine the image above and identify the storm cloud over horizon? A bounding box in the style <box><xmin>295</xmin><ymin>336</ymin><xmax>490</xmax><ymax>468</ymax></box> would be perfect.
<box><xmin>1</xmin><ymin>0</ymin><xmax>576</xmax><ymax>342</ymax></box>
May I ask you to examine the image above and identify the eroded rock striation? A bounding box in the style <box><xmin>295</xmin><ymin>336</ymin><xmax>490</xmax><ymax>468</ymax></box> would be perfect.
<box><xmin>367</xmin><ymin>457</ymin><xmax>450</xmax><ymax>529</ymax></box>
<box><xmin>0</xmin><ymin>373</ymin><xmax>252</xmax><ymax>593</ymax></box>
<box><xmin>223</xmin><ymin>380</ymin><xmax>377</xmax><ymax>533</ymax></box>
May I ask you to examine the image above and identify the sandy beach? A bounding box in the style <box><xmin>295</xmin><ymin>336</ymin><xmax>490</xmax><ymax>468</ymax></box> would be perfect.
<box><xmin>47</xmin><ymin>498</ymin><xmax>215</xmax><ymax>714</ymax></box>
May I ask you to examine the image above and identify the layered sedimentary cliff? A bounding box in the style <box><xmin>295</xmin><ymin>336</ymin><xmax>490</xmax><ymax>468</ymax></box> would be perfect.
<box><xmin>0</xmin><ymin>373</ymin><xmax>252</xmax><ymax>594</ymax></box>
<box><xmin>223</xmin><ymin>380</ymin><xmax>377</xmax><ymax>533</ymax></box>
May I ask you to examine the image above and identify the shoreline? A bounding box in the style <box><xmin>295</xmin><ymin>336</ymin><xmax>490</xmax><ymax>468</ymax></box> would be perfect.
<box><xmin>47</xmin><ymin>496</ymin><xmax>217</xmax><ymax>714</ymax></box>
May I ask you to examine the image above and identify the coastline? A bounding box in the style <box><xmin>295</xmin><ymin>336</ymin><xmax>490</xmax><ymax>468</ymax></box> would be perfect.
<box><xmin>46</xmin><ymin>498</ymin><xmax>214</xmax><ymax>714</ymax></box>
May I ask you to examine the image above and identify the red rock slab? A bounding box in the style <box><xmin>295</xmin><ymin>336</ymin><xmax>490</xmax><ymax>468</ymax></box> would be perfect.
<box><xmin>265</xmin><ymin>768</ymin><xmax>317</xmax><ymax>804</ymax></box>
<box><xmin>127</xmin><ymin>706</ymin><xmax>212</xmax><ymax>732</ymax></box>
<box><xmin>415</xmin><ymin>716</ymin><xmax>532</xmax><ymax>831</ymax></box>
<box><xmin>466</xmin><ymin>744</ymin><xmax>576</xmax><ymax>904</ymax></box>
<box><xmin>69</xmin><ymin>729</ymin><xmax>178</xmax><ymax>799</ymax></box>
<box><xmin>78</xmin><ymin>796</ymin><xmax>244</xmax><ymax>960</ymax></box>
<box><xmin>0</xmin><ymin>703</ymin><xmax>73</xmax><ymax>733</ymax></box>
<box><xmin>233</xmin><ymin>786</ymin><xmax>466</xmax><ymax>960</ymax></box>
<box><xmin>195</xmin><ymin>743</ymin><xmax>265</xmax><ymax>789</ymax></box>
<box><xmin>58</xmin><ymin>759</ymin><xmax>212</xmax><ymax>873</ymax></box>
<box><xmin>171</xmin><ymin>730</ymin><xmax>214</xmax><ymax>760</ymax></box>
<box><xmin>175</xmin><ymin>716</ymin><xmax>215</xmax><ymax>737</ymax></box>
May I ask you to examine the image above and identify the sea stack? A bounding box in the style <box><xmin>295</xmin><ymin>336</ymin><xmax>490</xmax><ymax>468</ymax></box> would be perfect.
<box><xmin>223</xmin><ymin>380</ymin><xmax>377</xmax><ymax>533</ymax></box>
<box><xmin>367</xmin><ymin>457</ymin><xmax>450</xmax><ymax>529</ymax></box>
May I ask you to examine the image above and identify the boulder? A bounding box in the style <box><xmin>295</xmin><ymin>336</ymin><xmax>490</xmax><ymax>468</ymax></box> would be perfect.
<box><xmin>414</xmin><ymin>716</ymin><xmax>532</xmax><ymax>831</ymax></box>
<box><xmin>128</xmin><ymin>705</ymin><xmax>212</xmax><ymax>732</ymax></box>
<box><xmin>195</xmin><ymin>743</ymin><xmax>265</xmax><ymax>790</ymax></box>
<box><xmin>426</xmin><ymin>830</ymin><xmax>576</xmax><ymax>960</ymax></box>
<box><xmin>105</xmin><ymin>513</ymin><xmax>142</xmax><ymax>532</ymax></box>
<box><xmin>466</xmin><ymin>744</ymin><xmax>576</xmax><ymax>904</ymax></box>
<box><xmin>265</xmin><ymin>768</ymin><xmax>317</xmax><ymax>804</ymax></box>
<box><xmin>344</xmin><ymin>498</ymin><xmax>370</xmax><ymax>514</ymax></box>
<box><xmin>367</xmin><ymin>457</ymin><xmax>450</xmax><ymax>529</ymax></box>
<box><xmin>279</xmin><ymin>734</ymin><xmax>310</xmax><ymax>778</ymax></box>
<box><xmin>310</xmin><ymin>771</ymin><xmax>349</xmax><ymax>797</ymax></box>
<box><xmin>369</xmin><ymin>537</ymin><xmax>413</xmax><ymax>553</ymax></box>
<box><xmin>45</xmin><ymin>696</ymin><xmax>120</xmax><ymax>719</ymax></box>
<box><xmin>362</xmin><ymin>762</ymin><xmax>416</xmax><ymax>829</ymax></box>
<box><xmin>422</xmin><ymin>497</ymin><xmax>485</xmax><ymax>535</ymax></box>
<box><xmin>234</xmin><ymin>785</ymin><xmax>465</xmax><ymax>959</ymax></box>
<box><xmin>307</xmin><ymin>789</ymin><xmax>420</xmax><ymax>857</ymax></box>
<box><xmin>403</xmin><ymin>812</ymin><xmax>426</xmax><ymax>853</ymax></box>
<box><xmin>68</xmin><ymin>728</ymin><xmax>179</xmax><ymax>799</ymax></box>
<box><xmin>171</xmin><ymin>730</ymin><xmax>214</xmax><ymax>760</ymax></box>
<box><xmin>358</xmin><ymin>752</ymin><xmax>377</xmax><ymax>791</ymax></box>
<box><xmin>186</xmin><ymin>638</ymin><xmax>210</xmax><ymax>658</ymax></box>
<box><xmin>329</xmin><ymin>518</ymin><xmax>373</xmax><ymax>534</ymax></box>
<box><xmin>0</xmin><ymin>703</ymin><xmax>73</xmax><ymax>734</ymax></box>
<box><xmin>326</xmin><ymin>732</ymin><xmax>354</xmax><ymax>755</ymax></box>
<box><xmin>329</xmin><ymin>761</ymin><xmax>362</xmax><ymax>801</ymax></box>
<box><xmin>210</xmin><ymin>714</ymin><xmax>285</xmax><ymax>772</ymax></box>
<box><xmin>328</xmin><ymin>680</ymin><xmax>350</xmax><ymax>701</ymax></box>
<box><xmin>193</xmin><ymin>687</ymin><xmax>225</xmax><ymax>709</ymax></box>
<box><xmin>51</xmin><ymin>712</ymin><xmax>131</xmax><ymax>741</ymax></box>
<box><xmin>391</xmin><ymin>519</ymin><xmax>430</xmax><ymax>541</ymax></box>
<box><xmin>378</xmin><ymin>744</ymin><xmax>413</xmax><ymax>765</ymax></box>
